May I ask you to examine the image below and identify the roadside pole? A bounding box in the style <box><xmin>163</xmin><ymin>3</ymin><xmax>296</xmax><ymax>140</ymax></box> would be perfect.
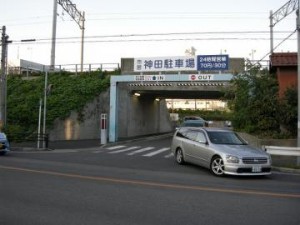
<box><xmin>100</xmin><ymin>113</ymin><xmax>107</xmax><ymax>145</ymax></box>
<box><xmin>43</xmin><ymin>72</ymin><xmax>48</xmax><ymax>149</ymax></box>
<box><xmin>37</xmin><ymin>99</ymin><xmax>42</xmax><ymax>149</ymax></box>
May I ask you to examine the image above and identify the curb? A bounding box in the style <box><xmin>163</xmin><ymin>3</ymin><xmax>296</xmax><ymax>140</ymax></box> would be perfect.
<box><xmin>272</xmin><ymin>166</ymin><xmax>300</xmax><ymax>174</ymax></box>
<box><xmin>11</xmin><ymin>147</ymin><xmax>53</xmax><ymax>152</ymax></box>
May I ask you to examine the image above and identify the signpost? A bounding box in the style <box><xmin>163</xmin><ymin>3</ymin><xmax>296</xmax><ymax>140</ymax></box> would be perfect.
<box><xmin>134</xmin><ymin>55</ymin><xmax>229</xmax><ymax>72</ymax></box>
<box><xmin>134</xmin><ymin>56</ymin><xmax>197</xmax><ymax>72</ymax></box>
<box><xmin>197</xmin><ymin>55</ymin><xmax>229</xmax><ymax>71</ymax></box>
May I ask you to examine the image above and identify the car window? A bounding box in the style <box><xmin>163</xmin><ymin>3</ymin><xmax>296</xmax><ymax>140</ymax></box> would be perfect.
<box><xmin>176</xmin><ymin>129</ymin><xmax>185</xmax><ymax>138</ymax></box>
<box><xmin>185</xmin><ymin>131</ymin><xmax>198</xmax><ymax>141</ymax></box>
<box><xmin>207</xmin><ymin>131</ymin><xmax>246</xmax><ymax>145</ymax></box>
<box><xmin>195</xmin><ymin>132</ymin><xmax>206</xmax><ymax>143</ymax></box>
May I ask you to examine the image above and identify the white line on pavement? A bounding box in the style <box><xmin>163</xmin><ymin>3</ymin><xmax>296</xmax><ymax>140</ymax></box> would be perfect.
<box><xmin>143</xmin><ymin>147</ymin><xmax>170</xmax><ymax>157</ymax></box>
<box><xmin>106</xmin><ymin>145</ymin><xmax>126</xmax><ymax>150</ymax></box>
<box><xmin>109</xmin><ymin>146</ymin><xmax>140</xmax><ymax>154</ymax></box>
<box><xmin>164</xmin><ymin>153</ymin><xmax>174</xmax><ymax>158</ymax></box>
<box><xmin>127</xmin><ymin>147</ymin><xmax>155</xmax><ymax>155</ymax></box>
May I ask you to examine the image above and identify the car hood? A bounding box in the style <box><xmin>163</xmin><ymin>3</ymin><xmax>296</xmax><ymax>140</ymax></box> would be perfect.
<box><xmin>211</xmin><ymin>144</ymin><xmax>269</xmax><ymax>158</ymax></box>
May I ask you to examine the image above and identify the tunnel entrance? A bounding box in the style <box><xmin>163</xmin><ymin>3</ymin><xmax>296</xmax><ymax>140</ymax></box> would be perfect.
<box><xmin>109</xmin><ymin>74</ymin><xmax>233</xmax><ymax>142</ymax></box>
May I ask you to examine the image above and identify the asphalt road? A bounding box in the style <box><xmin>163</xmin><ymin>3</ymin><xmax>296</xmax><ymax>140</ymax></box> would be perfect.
<box><xmin>1</xmin><ymin>135</ymin><xmax>300</xmax><ymax>225</ymax></box>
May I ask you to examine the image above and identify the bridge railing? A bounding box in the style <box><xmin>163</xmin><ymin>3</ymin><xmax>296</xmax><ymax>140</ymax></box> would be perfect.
<box><xmin>8</xmin><ymin>63</ymin><xmax>120</xmax><ymax>75</ymax></box>
<box><xmin>56</xmin><ymin>63</ymin><xmax>120</xmax><ymax>74</ymax></box>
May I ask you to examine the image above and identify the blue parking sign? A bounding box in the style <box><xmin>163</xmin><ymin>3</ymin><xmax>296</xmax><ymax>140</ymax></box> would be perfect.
<box><xmin>197</xmin><ymin>55</ymin><xmax>229</xmax><ymax>71</ymax></box>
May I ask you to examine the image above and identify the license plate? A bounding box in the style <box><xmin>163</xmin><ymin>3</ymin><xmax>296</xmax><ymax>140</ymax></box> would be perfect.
<box><xmin>252</xmin><ymin>165</ymin><xmax>262</xmax><ymax>173</ymax></box>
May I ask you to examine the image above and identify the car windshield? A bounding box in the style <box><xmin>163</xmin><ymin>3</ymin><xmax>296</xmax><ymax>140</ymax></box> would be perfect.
<box><xmin>207</xmin><ymin>131</ymin><xmax>246</xmax><ymax>145</ymax></box>
<box><xmin>0</xmin><ymin>133</ymin><xmax>6</xmax><ymax>139</ymax></box>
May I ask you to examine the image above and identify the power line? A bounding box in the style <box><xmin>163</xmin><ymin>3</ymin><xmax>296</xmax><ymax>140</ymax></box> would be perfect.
<box><xmin>10</xmin><ymin>36</ymin><xmax>296</xmax><ymax>45</ymax></box>
<box><xmin>10</xmin><ymin>30</ymin><xmax>295</xmax><ymax>43</ymax></box>
<box><xmin>251</xmin><ymin>29</ymin><xmax>297</xmax><ymax>66</ymax></box>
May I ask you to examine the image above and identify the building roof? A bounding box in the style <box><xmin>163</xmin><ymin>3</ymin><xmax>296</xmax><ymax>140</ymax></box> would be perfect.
<box><xmin>270</xmin><ymin>52</ymin><xmax>297</xmax><ymax>67</ymax></box>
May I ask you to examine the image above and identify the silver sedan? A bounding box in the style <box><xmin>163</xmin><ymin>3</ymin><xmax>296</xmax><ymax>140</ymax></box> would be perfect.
<box><xmin>171</xmin><ymin>127</ymin><xmax>272</xmax><ymax>176</ymax></box>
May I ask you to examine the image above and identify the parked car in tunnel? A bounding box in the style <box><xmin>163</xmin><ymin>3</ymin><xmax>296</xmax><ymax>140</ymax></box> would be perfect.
<box><xmin>183</xmin><ymin>116</ymin><xmax>209</xmax><ymax>127</ymax></box>
<box><xmin>171</xmin><ymin>127</ymin><xmax>272</xmax><ymax>176</ymax></box>
<box><xmin>177</xmin><ymin>119</ymin><xmax>206</xmax><ymax>129</ymax></box>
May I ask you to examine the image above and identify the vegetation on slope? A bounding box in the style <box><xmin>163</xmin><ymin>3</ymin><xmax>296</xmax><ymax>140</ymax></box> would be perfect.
<box><xmin>5</xmin><ymin>70</ymin><xmax>118</xmax><ymax>141</ymax></box>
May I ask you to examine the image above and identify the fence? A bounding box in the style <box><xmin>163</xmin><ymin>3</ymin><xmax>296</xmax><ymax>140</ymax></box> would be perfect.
<box><xmin>8</xmin><ymin>63</ymin><xmax>120</xmax><ymax>75</ymax></box>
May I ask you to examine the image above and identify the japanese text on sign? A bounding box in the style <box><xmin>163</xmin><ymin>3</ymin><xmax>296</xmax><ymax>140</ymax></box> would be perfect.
<box><xmin>134</xmin><ymin>56</ymin><xmax>196</xmax><ymax>72</ymax></box>
<box><xmin>197</xmin><ymin>55</ymin><xmax>229</xmax><ymax>71</ymax></box>
<box><xmin>134</xmin><ymin>75</ymin><xmax>166</xmax><ymax>81</ymax></box>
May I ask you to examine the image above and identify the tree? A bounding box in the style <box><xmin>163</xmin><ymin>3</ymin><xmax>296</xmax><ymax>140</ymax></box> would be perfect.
<box><xmin>278</xmin><ymin>85</ymin><xmax>297</xmax><ymax>137</ymax></box>
<box><xmin>226</xmin><ymin>60</ymin><xmax>280</xmax><ymax>137</ymax></box>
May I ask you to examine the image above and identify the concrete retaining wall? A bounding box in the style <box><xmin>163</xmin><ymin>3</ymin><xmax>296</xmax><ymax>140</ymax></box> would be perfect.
<box><xmin>49</xmin><ymin>90</ymin><xmax>110</xmax><ymax>141</ymax></box>
<box><xmin>117</xmin><ymin>82</ymin><xmax>173</xmax><ymax>139</ymax></box>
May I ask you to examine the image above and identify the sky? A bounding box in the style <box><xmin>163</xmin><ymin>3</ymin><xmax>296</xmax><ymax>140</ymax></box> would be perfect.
<box><xmin>1</xmin><ymin>0</ymin><xmax>297</xmax><ymax>69</ymax></box>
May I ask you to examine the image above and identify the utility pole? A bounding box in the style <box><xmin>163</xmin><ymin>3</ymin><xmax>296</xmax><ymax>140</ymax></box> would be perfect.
<box><xmin>51</xmin><ymin>0</ymin><xmax>85</xmax><ymax>72</ymax></box>
<box><xmin>0</xmin><ymin>26</ymin><xmax>5</xmax><ymax>130</ymax></box>
<box><xmin>50</xmin><ymin>0</ymin><xmax>58</xmax><ymax>71</ymax></box>
<box><xmin>270</xmin><ymin>0</ymin><xmax>300</xmax><ymax>164</ymax></box>
<box><xmin>297</xmin><ymin>1</ymin><xmax>300</xmax><ymax>164</ymax></box>
<box><xmin>269</xmin><ymin>0</ymin><xmax>298</xmax><ymax>53</ymax></box>
<box><xmin>0</xmin><ymin>26</ymin><xmax>11</xmax><ymax>130</ymax></box>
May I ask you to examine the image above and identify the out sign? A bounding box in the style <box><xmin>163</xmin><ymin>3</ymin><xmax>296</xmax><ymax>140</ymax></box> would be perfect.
<box><xmin>189</xmin><ymin>74</ymin><xmax>213</xmax><ymax>81</ymax></box>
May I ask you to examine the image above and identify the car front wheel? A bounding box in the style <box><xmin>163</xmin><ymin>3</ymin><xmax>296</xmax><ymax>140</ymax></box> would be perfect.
<box><xmin>210</xmin><ymin>156</ymin><xmax>225</xmax><ymax>176</ymax></box>
<box><xmin>176</xmin><ymin>148</ymin><xmax>185</xmax><ymax>165</ymax></box>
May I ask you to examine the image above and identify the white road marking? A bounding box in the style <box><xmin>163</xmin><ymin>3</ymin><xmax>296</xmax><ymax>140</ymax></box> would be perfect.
<box><xmin>164</xmin><ymin>153</ymin><xmax>174</xmax><ymax>158</ymax></box>
<box><xmin>127</xmin><ymin>147</ymin><xmax>155</xmax><ymax>155</ymax></box>
<box><xmin>109</xmin><ymin>146</ymin><xmax>140</xmax><ymax>154</ymax></box>
<box><xmin>106</xmin><ymin>145</ymin><xmax>126</xmax><ymax>150</ymax></box>
<box><xmin>143</xmin><ymin>147</ymin><xmax>170</xmax><ymax>157</ymax></box>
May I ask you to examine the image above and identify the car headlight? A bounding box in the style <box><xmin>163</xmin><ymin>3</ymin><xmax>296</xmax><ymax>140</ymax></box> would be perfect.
<box><xmin>226</xmin><ymin>155</ymin><xmax>239</xmax><ymax>163</ymax></box>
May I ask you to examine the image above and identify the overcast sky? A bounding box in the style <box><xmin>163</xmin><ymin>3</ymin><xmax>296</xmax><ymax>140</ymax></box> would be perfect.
<box><xmin>1</xmin><ymin>0</ymin><xmax>297</xmax><ymax>68</ymax></box>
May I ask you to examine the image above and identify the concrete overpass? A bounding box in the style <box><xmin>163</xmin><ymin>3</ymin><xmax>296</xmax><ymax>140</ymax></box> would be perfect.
<box><xmin>109</xmin><ymin>73</ymin><xmax>233</xmax><ymax>142</ymax></box>
<box><xmin>108</xmin><ymin>57</ymin><xmax>244</xmax><ymax>142</ymax></box>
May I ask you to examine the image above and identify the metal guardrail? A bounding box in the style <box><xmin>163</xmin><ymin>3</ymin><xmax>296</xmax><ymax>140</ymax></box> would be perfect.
<box><xmin>265</xmin><ymin>146</ymin><xmax>300</xmax><ymax>156</ymax></box>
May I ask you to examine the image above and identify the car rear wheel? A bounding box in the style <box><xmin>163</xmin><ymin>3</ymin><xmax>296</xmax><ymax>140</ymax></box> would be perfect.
<box><xmin>210</xmin><ymin>156</ymin><xmax>225</xmax><ymax>176</ymax></box>
<box><xmin>176</xmin><ymin>148</ymin><xmax>185</xmax><ymax>165</ymax></box>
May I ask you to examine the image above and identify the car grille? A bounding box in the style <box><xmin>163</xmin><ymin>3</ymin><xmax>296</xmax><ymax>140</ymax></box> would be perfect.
<box><xmin>242</xmin><ymin>157</ymin><xmax>268</xmax><ymax>164</ymax></box>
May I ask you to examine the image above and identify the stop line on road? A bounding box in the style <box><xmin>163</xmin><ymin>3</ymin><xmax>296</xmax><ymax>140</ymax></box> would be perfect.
<box><xmin>101</xmin><ymin>145</ymin><xmax>173</xmax><ymax>158</ymax></box>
